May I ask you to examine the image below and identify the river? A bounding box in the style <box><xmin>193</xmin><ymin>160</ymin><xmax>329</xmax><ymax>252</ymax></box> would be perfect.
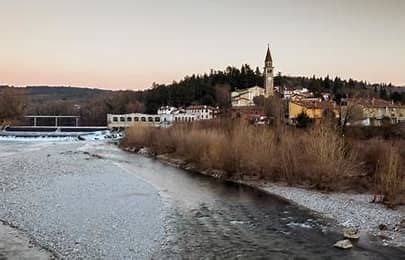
<box><xmin>0</xmin><ymin>141</ymin><xmax>403</xmax><ymax>259</ymax></box>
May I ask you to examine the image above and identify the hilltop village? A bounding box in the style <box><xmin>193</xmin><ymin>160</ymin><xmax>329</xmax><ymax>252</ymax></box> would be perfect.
<box><xmin>107</xmin><ymin>46</ymin><xmax>405</xmax><ymax>130</ymax></box>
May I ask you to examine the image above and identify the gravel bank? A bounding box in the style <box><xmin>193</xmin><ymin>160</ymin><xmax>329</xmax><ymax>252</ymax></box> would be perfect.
<box><xmin>260</xmin><ymin>184</ymin><xmax>405</xmax><ymax>248</ymax></box>
<box><xmin>0</xmin><ymin>141</ymin><xmax>166</xmax><ymax>259</ymax></box>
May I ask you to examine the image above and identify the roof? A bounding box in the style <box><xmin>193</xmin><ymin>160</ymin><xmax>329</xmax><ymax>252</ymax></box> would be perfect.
<box><xmin>265</xmin><ymin>46</ymin><xmax>272</xmax><ymax>63</ymax></box>
<box><xmin>232</xmin><ymin>86</ymin><xmax>264</xmax><ymax>97</ymax></box>
<box><xmin>291</xmin><ymin>100</ymin><xmax>338</xmax><ymax>110</ymax></box>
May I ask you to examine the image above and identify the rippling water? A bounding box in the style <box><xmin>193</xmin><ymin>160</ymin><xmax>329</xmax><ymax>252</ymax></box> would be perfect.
<box><xmin>94</xmin><ymin>143</ymin><xmax>405</xmax><ymax>259</ymax></box>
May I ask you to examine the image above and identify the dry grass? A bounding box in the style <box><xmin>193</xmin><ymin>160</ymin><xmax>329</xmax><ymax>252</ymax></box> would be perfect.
<box><xmin>122</xmin><ymin>120</ymin><xmax>405</xmax><ymax>206</ymax></box>
<box><xmin>357</xmin><ymin>140</ymin><xmax>405</xmax><ymax>207</ymax></box>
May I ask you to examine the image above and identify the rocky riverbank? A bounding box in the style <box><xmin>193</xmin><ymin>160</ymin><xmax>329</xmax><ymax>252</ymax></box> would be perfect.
<box><xmin>0</xmin><ymin>221</ymin><xmax>53</xmax><ymax>259</ymax></box>
<box><xmin>124</xmin><ymin>147</ymin><xmax>405</xmax><ymax>249</ymax></box>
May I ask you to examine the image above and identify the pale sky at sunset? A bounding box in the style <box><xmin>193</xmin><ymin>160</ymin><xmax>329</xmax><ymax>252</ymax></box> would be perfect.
<box><xmin>0</xmin><ymin>0</ymin><xmax>404</xmax><ymax>90</ymax></box>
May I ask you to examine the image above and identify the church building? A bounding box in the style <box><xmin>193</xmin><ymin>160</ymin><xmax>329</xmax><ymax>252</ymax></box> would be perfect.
<box><xmin>231</xmin><ymin>46</ymin><xmax>275</xmax><ymax>107</ymax></box>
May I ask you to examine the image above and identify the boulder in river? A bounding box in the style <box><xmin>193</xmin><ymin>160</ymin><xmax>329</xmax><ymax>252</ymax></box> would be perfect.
<box><xmin>334</xmin><ymin>239</ymin><xmax>353</xmax><ymax>249</ymax></box>
<box><xmin>343</xmin><ymin>227</ymin><xmax>360</xmax><ymax>239</ymax></box>
<box><xmin>379</xmin><ymin>224</ymin><xmax>388</xmax><ymax>231</ymax></box>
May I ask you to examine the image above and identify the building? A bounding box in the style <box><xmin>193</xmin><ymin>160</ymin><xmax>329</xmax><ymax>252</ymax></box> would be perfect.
<box><xmin>173</xmin><ymin>113</ymin><xmax>197</xmax><ymax>123</ymax></box>
<box><xmin>107</xmin><ymin>105</ymin><xmax>218</xmax><ymax>128</ymax></box>
<box><xmin>290</xmin><ymin>93</ymin><xmax>315</xmax><ymax>102</ymax></box>
<box><xmin>157</xmin><ymin>106</ymin><xmax>178</xmax><ymax>115</ymax></box>
<box><xmin>279</xmin><ymin>86</ymin><xmax>294</xmax><ymax>99</ymax></box>
<box><xmin>107</xmin><ymin>113</ymin><xmax>171</xmax><ymax>129</ymax></box>
<box><xmin>185</xmin><ymin>105</ymin><xmax>217</xmax><ymax>120</ymax></box>
<box><xmin>231</xmin><ymin>106</ymin><xmax>265</xmax><ymax>120</ymax></box>
<box><xmin>342</xmin><ymin>98</ymin><xmax>405</xmax><ymax>126</ymax></box>
<box><xmin>231</xmin><ymin>86</ymin><xmax>265</xmax><ymax>107</ymax></box>
<box><xmin>289</xmin><ymin>99</ymin><xmax>340</xmax><ymax>124</ymax></box>
<box><xmin>231</xmin><ymin>46</ymin><xmax>275</xmax><ymax>107</ymax></box>
<box><xmin>174</xmin><ymin>105</ymin><xmax>218</xmax><ymax>122</ymax></box>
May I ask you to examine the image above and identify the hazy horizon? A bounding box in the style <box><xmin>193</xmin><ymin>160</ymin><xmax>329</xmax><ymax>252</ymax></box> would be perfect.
<box><xmin>1</xmin><ymin>0</ymin><xmax>404</xmax><ymax>90</ymax></box>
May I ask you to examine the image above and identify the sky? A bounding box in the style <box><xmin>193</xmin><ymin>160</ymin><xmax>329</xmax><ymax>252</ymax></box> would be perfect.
<box><xmin>0</xmin><ymin>0</ymin><xmax>404</xmax><ymax>90</ymax></box>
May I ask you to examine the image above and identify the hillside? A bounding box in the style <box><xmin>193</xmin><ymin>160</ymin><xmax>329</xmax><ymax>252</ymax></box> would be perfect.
<box><xmin>25</xmin><ymin>86</ymin><xmax>112</xmax><ymax>103</ymax></box>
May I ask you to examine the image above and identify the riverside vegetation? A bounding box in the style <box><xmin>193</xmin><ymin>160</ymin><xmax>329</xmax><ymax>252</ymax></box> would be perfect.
<box><xmin>122</xmin><ymin>120</ymin><xmax>405</xmax><ymax>208</ymax></box>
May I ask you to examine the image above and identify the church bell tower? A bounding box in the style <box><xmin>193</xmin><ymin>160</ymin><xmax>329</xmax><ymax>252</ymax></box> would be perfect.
<box><xmin>264</xmin><ymin>45</ymin><xmax>274</xmax><ymax>97</ymax></box>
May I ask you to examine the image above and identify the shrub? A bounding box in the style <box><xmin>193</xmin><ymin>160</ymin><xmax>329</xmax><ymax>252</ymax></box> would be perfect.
<box><xmin>295</xmin><ymin>112</ymin><xmax>312</xmax><ymax>128</ymax></box>
<box><xmin>122</xmin><ymin>120</ymin><xmax>405</xmax><ymax>206</ymax></box>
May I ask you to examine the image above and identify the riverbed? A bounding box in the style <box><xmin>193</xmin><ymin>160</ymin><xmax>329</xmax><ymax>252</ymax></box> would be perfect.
<box><xmin>0</xmin><ymin>141</ymin><xmax>404</xmax><ymax>259</ymax></box>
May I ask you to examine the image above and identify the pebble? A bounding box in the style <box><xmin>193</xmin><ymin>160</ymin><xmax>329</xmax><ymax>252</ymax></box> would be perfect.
<box><xmin>343</xmin><ymin>227</ymin><xmax>360</xmax><ymax>239</ymax></box>
<box><xmin>334</xmin><ymin>239</ymin><xmax>353</xmax><ymax>249</ymax></box>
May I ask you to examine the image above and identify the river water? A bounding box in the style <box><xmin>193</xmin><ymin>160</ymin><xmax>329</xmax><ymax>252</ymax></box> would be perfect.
<box><xmin>0</xmin><ymin>141</ymin><xmax>404</xmax><ymax>259</ymax></box>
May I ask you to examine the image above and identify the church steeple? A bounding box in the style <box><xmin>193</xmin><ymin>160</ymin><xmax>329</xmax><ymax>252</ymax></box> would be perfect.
<box><xmin>264</xmin><ymin>45</ymin><xmax>274</xmax><ymax>97</ymax></box>
<box><xmin>265</xmin><ymin>45</ymin><xmax>272</xmax><ymax>63</ymax></box>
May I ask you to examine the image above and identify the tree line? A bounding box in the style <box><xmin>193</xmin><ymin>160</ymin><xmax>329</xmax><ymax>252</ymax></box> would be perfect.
<box><xmin>1</xmin><ymin>65</ymin><xmax>404</xmax><ymax>126</ymax></box>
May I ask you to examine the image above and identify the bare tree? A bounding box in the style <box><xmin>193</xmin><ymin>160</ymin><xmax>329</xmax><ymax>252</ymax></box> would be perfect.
<box><xmin>0</xmin><ymin>87</ymin><xmax>29</xmax><ymax>126</ymax></box>
<box><xmin>265</xmin><ymin>95</ymin><xmax>285</xmax><ymax>126</ymax></box>
<box><xmin>340</xmin><ymin>101</ymin><xmax>364</xmax><ymax>134</ymax></box>
<box><xmin>214</xmin><ymin>84</ymin><xmax>231</xmax><ymax>108</ymax></box>
<box><xmin>126</xmin><ymin>101</ymin><xmax>145</xmax><ymax>113</ymax></box>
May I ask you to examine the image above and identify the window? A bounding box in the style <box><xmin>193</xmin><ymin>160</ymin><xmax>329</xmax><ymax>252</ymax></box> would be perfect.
<box><xmin>120</xmin><ymin>117</ymin><xmax>125</xmax><ymax>122</ymax></box>
<box><xmin>113</xmin><ymin>117</ymin><xmax>118</xmax><ymax>122</ymax></box>
<box><xmin>155</xmin><ymin>117</ymin><xmax>160</xmax><ymax>122</ymax></box>
<box><xmin>127</xmin><ymin>117</ymin><xmax>132</xmax><ymax>122</ymax></box>
<box><xmin>141</xmin><ymin>117</ymin><xmax>146</xmax><ymax>122</ymax></box>
<box><xmin>148</xmin><ymin>117</ymin><xmax>153</xmax><ymax>122</ymax></box>
<box><xmin>134</xmin><ymin>117</ymin><xmax>139</xmax><ymax>122</ymax></box>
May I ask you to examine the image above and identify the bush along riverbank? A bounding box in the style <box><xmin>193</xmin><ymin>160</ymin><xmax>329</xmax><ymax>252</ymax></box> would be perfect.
<box><xmin>120</xmin><ymin>120</ymin><xmax>405</xmax><ymax>247</ymax></box>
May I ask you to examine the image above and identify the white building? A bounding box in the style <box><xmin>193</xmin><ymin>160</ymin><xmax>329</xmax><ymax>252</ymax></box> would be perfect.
<box><xmin>173</xmin><ymin>105</ymin><xmax>217</xmax><ymax>122</ymax></box>
<box><xmin>231</xmin><ymin>86</ymin><xmax>265</xmax><ymax>107</ymax></box>
<box><xmin>107</xmin><ymin>113</ymin><xmax>173</xmax><ymax>129</ymax></box>
<box><xmin>173</xmin><ymin>113</ymin><xmax>197</xmax><ymax>123</ymax></box>
<box><xmin>185</xmin><ymin>105</ymin><xmax>217</xmax><ymax>120</ymax></box>
<box><xmin>107</xmin><ymin>105</ymin><xmax>218</xmax><ymax>128</ymax></box>
<box><xmin>279</xmin><ymin>86</ymin><xmax>294</xmax><ymax>99</ymax></box>
<box><xmin>157</xmin><ymin>106</ymin><xmax>178</xmax><ymax>115</ymax></box>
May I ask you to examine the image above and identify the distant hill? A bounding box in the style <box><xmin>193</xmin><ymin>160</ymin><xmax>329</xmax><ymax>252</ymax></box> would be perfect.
<box><xmin>1</xmin><ymin>85</ymin><xmax>114</xmax><ymax>104</ymax></box>
<box><xmin>24</xmin><ymin>86</ymin><xmax>113</xmax><ymax>103</ymax></box>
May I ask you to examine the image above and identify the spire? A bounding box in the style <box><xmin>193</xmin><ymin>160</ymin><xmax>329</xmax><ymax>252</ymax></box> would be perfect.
<box><xmin>265</xmin><ymin>44</ymin><xmax>272</xmax><ymax>63</ymax></box>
